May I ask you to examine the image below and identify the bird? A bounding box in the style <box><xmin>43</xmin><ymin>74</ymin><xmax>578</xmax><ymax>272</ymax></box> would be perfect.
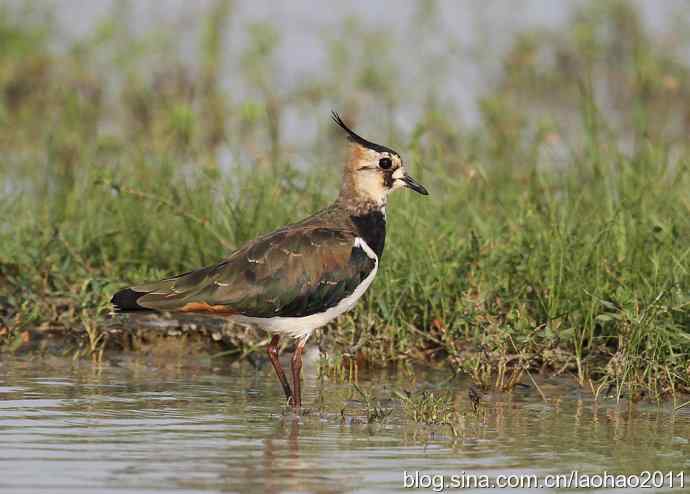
<box><xmin>111</xmin><ymin>112</ymin><xmax>429</xmax><ymax>409</ymax></box>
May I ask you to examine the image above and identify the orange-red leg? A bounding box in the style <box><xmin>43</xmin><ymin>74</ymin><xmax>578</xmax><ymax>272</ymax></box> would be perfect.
<box><xmin>290</xmin><ymin>338</ymin><xmax>307</xmax><ymax>409</ymax></box>
<box><xmin>267</xmin><ymin>335</ymin><xmax>293</xmax><ymax>403</ymax></box>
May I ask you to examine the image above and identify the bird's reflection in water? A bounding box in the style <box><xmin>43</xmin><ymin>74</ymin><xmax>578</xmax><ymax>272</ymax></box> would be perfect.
<box><xmin>259</xmin><ymin>415</ymin><xmax>346</xmax><ymax>494</ymax></box>
<box><xmin>262</xmin><ymin>418</ymin><xmax>302</xmax><ymax>494</ymax></box>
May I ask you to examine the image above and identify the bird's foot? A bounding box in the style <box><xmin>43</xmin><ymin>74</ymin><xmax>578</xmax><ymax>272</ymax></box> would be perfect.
<box><xmin>284</xmin><ymin>398</ymin><xmax>310</xmax><ymax>416</ymax></box>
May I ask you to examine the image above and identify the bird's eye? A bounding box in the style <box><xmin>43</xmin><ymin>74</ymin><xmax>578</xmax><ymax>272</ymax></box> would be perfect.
<box><xmin>378</xmin><ymin>157</ymin><xmax>392</xmax><ymax>170</ymax></box>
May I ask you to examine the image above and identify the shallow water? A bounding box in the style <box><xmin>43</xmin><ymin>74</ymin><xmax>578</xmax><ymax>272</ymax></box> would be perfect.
<box><xmin>1</xmin><ymin>353</ymin><xmax>688</xmax><ymax>493</ymax></box>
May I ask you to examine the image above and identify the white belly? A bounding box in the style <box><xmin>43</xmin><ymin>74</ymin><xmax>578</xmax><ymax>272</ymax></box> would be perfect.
<box><xmin>231</xmin><ymin>237</ymin><xmax>378</xmax><ymax>340</ymax></box>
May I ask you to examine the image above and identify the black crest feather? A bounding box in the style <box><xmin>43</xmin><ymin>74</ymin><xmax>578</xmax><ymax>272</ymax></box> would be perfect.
<box><xmin>330</xmin><ymin>111</ymin><xmax>399</xmax><ymax>156</ymax></box>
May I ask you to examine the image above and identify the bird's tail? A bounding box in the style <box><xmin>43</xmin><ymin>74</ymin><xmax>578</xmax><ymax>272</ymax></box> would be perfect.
<box><xmin>110</xmin><ymin>287</ymin><xmax>153</xmax><ymax>312</ymax></box>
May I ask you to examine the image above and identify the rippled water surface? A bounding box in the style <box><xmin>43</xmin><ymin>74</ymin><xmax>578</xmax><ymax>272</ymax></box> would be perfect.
<box><xmin>1</xmin><ymin>354</ymin><xmax>689</xmax><ymax>493</ymax></box>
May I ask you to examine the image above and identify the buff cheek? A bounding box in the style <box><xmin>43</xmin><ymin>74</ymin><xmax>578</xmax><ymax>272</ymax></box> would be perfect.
<box><xmin>390</xmin><ymin>167</ymin><xmax>405</xmax><ymax>189</ymax></box>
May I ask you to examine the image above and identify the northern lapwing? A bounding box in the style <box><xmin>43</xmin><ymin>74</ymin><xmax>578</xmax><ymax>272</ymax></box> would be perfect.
<box><xmin>111</xmin><ymin>112</ymin><xmax>429</xmax><ymax>409</ymax></box>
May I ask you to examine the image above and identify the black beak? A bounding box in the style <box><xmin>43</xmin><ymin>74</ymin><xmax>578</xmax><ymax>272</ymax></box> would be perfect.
<box><xmin>401</xmin><ymin>174</ymin><xmax>429</xmax><ymax>195</ymax></box>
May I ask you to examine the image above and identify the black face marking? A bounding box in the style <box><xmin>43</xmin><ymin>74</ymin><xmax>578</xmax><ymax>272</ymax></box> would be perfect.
<box><xmin>331</xmin><ymin>111</ymin><xmax>400</xmax><ymax>157</ymax></box>
<box><xmin>350</xmin><ymin>210</ymin><xmax>386</xmax><ymax>258</ymax></box>
<box><xmin>383</xmin><ymin>169</ymin><xmax>394</xmax><ymax>188</ymax></box>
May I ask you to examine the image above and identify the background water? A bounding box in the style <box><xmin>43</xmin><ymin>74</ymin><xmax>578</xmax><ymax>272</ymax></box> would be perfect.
<box><xmin>1</xmin><ymin>354</ymin><xmax>688</xmax><ymax>493</ymax></box>
<box><xmin>8</xmin><ymin>0</ymin><xmax>690</xmax><ymax>128</ymax></box>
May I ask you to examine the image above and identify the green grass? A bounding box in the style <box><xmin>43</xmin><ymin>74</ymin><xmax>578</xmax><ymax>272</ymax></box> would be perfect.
<box><xmin>0</xmin><ymin>1</ymin><xmax>689</xmax><ymax>399</ymax></box>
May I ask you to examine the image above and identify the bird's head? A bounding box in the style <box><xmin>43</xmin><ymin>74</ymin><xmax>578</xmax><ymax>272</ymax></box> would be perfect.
<box><xmin>332</xmin><ymin>112</ymin><xmax>428</xmax><ymax>211</ymax></box>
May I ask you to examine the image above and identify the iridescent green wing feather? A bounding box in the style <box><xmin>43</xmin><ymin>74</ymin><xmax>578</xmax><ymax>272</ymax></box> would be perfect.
<box><xmin>132</xmin><ymin>226</ymin><xmax>376</xmax><ymax>318</ymax></box>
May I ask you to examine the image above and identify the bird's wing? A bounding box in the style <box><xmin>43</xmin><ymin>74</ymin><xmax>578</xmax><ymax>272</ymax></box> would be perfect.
<box><xmin>125</xmin><ymin>226</ymin><xmax>376</xmax><ymax>318</ymax></box>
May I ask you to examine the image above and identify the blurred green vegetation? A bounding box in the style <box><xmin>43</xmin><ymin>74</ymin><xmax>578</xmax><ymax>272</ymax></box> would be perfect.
<box><xmin>0</xmin><ymin>1</ymin><xmax>688</xmax><ymax>399</ymax></box>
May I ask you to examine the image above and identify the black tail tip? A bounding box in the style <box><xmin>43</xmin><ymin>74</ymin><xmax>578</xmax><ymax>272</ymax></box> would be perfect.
<box><xmin>111</xmin><ymin>287</ymin><xmax>149</xmax><ymax>312</ymax></box>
